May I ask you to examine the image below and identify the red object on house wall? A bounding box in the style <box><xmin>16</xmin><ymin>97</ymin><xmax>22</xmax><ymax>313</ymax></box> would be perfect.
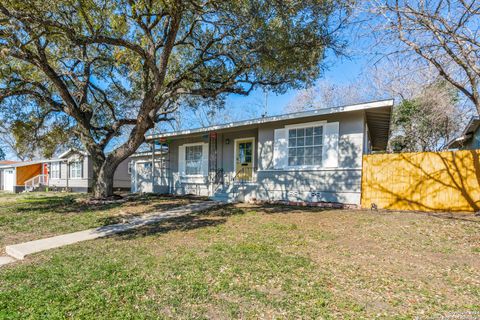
<box><xmin>43</xmin><ymin>163</ymin><xmax>49</xmax><ymax>184</ymax></box>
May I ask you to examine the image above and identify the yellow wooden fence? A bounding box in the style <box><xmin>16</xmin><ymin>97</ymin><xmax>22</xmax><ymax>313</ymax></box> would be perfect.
<box><xmin>361</xmin><ymin>150</ymin><xmax>480</xmax><ymax>212</ymax></box>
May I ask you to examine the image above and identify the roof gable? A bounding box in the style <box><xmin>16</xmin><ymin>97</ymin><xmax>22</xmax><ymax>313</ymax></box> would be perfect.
<box><xmin>58</xmin><ymin>148</ymin><xmax>88</xmax><ymax>159</ymax></box>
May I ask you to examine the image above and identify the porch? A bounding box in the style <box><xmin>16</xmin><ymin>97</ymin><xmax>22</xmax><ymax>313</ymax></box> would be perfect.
<box><xmin>140</xmin><ymin>129</ymin><xmax>260</xmax><ymax>202</ymax></box>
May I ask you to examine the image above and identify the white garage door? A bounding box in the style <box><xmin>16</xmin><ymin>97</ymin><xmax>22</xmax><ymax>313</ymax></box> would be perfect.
<box><xmin>3</xmin><ymin>169</ymin><xmax>15</xmax><ymax>192</ymax></box>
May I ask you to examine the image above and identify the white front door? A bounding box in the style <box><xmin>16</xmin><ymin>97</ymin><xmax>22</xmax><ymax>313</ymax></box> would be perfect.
<box><xmin>3</xmin><ymin>169</ymin><xmax>15</xmax><ymax>192</ymax></box>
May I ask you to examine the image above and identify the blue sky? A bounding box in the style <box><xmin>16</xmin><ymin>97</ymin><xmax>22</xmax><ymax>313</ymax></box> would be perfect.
<box><xmin>226</xmin><ymin>51</ymin><xmax>369</xmax><ymax>117</ymax></box>
<box><xmin>224</xmin><ymin>15</ymin><xmax>382</xmax><ymax>118</ymax></box>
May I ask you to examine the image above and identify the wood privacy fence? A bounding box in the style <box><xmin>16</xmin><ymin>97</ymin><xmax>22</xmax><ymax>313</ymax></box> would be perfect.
<box><xmin>361</xmin><ymin>150</ymin><xmax>480</xmax><ymax>212</ymax></box>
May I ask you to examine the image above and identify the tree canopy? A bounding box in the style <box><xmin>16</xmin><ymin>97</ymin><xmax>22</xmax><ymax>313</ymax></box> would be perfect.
<box><xmin>0</xmin><ymin>0</ymin><xmax>351</xmax><ymax>197</ymax></box>
<box><xmin>390</xmin><ymin>81</ymin><xmax>462</xmax><ymax>152</ymax></box>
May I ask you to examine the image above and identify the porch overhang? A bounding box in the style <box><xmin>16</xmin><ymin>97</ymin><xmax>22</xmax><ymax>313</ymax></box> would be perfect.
<box><xmin>365</xmin><ymin>105</ymin><xmax>393</xmax><ymax>151</ymax></box>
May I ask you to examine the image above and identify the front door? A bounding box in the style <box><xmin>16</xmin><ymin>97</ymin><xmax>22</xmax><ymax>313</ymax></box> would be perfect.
<box><xmin>235</xmin><ymin>138</ymin><xmax>254</xmax><ymax>181</ymax></box>
<box><xmin>135</xmin><ymin>162</ymin><xmax>153</xmax><ymax>193</ymax></box>
<box><xmin>4</xmin><ymin>169</ymin><xmax>15</xmax><ymax>192</ymax></box>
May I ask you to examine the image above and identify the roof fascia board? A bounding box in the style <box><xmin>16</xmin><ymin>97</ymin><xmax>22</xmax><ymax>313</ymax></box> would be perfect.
<box><xmin>146</xmin><ymin>99</ymin><xmax>394</xmax><ymax>141</ymax></box>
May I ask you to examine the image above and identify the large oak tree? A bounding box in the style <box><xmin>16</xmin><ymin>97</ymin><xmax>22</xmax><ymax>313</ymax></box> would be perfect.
<box><xmin>0</xmin><ymin>0</ymin><xmax>350</xmax><ymax>197</ymax></box>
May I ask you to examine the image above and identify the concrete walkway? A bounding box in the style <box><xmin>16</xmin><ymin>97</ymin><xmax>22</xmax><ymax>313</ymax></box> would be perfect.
<box><xmin>0</xmin><ymin>256</ymin><xmax>16</xmax><ymax>267</ymax></box>
<box><xmin>2</xmin><ymin>201</ymin><xmax>222</xmax><ymax>266</ymax></box>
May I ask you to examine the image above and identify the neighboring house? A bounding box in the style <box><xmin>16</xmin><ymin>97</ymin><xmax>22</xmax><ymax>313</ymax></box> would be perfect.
<box><xmin>0</xmin><ymin>160</ymin><xmax>51</xmax><ymax>193</ymax></box>
<box><xmin>130</xmin><ymin>99</ymin><xmax>394</xmax><ymax>205</ymax></box>
<box><xmin>0</xmin><ymin>149</ymin><xmax>131</xmax><ymax>193</ymax></box>
<box><xmin>0</xmin><ymin>161</ymin><xmax>20</xmax><ymax>192</ymax></box>
<box><xmin>448</xmin><ymin>116</ymin><xmax>480</xmax><ymax>150</ymax></box>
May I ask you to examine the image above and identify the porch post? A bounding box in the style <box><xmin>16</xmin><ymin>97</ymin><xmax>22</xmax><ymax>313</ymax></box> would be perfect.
<box><xmin>66</xmin><ymin>160</ymin><xmax>69</xmax><ymax>191</ymax></box>
<box><xmin>208</xmin><ymin>132</ymin><xmax>218</xmax><ymax>196</ymax></box>
<box><xmin>151</xmin><ymin>141</ymin><xmax>155</xmax><ymax>193</ymax></box>
<box><xmin>160</xmin><ymin>141</ymin><xmax>164</xmax><ymax>185</ymax></box>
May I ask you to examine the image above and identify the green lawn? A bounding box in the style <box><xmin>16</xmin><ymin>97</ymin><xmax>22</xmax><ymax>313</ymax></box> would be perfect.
<box><xmin>0</xmin><ymin>194</ymin><xmax>479</xmax><ymax>319</ymax></box>
<box><xmin>0</xmin><ymin>192</ymin><xmax>195</xmax><ymax>251</ymax></box>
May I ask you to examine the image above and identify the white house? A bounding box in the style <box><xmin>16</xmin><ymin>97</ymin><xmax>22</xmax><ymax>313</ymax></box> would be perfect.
<box><xmin>0</xmin><ymin>149</ymin><xmax>131</xmax><ymax>193</ymax></box>
<box><xmin>130</xmin><ymin>99</ymin><xmax>394</xmax><ymax>205</ymax></box>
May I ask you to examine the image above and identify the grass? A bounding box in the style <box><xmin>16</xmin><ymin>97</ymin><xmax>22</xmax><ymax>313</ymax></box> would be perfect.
<box><xmin>0</xmin><ymin>195</ymin><xmax>479</xmax><ymax>319</ymax></box>
<box><xmin>0</xmin><ymin>192</ymin><xmax>196</xmax><ymax>251</ymax></box>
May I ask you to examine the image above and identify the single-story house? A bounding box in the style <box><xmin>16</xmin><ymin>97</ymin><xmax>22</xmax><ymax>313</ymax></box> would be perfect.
<box><xmin>0</xmin><ymin>161</ymin><xmax>20</xmax><ymax>190</ymax></box>
<box><xmin>0</xmin><ymin>160</ymin><xmax>50</xmax><ymax>193</ymax></box>
<box><xmin>448</xmin><ymin>116</ymin><xmax>480</xmax><ymax>150</ymax></box>
<box><xmin>130</xmin><ymin>99</ymin><xmax>394</xmax><ymax>205</ymax></box>
<box><xmin>0</xmin><ymin>149</ymin><xmax>131</xmax><ymax>193</ymax></box>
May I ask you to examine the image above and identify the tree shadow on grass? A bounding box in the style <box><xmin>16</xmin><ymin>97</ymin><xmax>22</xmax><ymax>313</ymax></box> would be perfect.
<box><xmin>96</xmin><ymin>201</ymin><xmax>196</xmax><ymax>226</ymax></box>
<box><xmin>10</xmin><ymin>193</ymin><xmax>198</xmax><ymax>218</ymax></box>
<box><xmin>96</xmin><ymin>198</ymin><xmax>220</xmax><ymax>226</ymax></box>
<box><xmin>360</xmin><ymin>207</ymin><xmax>480</xmax><ymax>224</ymax></box>
<box><xmin>405</xmin><ymin>210</ymin><xmax>480</xmax><ymax>224</ymax></box>
<box><xmin>12</xmin><ymin>195</ymin><xmax>124</xmax><ymax>215</ymax></box>
<box><xmin>149</xmin><ymin>201</ymin><xmax>191</xmax><ymax>212</ymax></box>
<box><xmin>107</xmin><ymin>204</ymin><xmax>246</xmax><ymax>241</ymax></box>
<box><xmin>253</xmin><ymin>203</ymin><xmax>338</xmax><ymax>215</ymax></box>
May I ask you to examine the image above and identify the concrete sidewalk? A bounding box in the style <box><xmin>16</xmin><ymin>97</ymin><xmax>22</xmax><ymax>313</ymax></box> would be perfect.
<box><xmin>3</xmin><ymin>201</ymin><xmax>222</xmax><ymax>265</ymax></box>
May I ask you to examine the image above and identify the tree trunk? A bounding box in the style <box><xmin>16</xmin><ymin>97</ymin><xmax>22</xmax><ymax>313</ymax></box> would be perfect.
<box><xmin>89</xmin><ymin>144</ymin><xmax>143</xmax><ymax>198</ymax></box>
<box><xmin>92</xmin><ymin>161</ymin><xmax>117</xmax><ymax>198</ymax></box>
<box><xmin>84</xmin><ymin>110</ymin><xmax>150</xmax><ymax>199</ymax></box>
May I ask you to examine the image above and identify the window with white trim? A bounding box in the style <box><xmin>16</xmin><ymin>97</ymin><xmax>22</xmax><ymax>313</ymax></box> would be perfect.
<box><xmin>50</xmin><ymin>162</ymin><xmax>60</xmax><ymax>179</ymax></box>
<box><xmin>185</xmin><ymin>145</ymin><xmax>203</xmax><ymax>175</ymax></box>
<box><xmin>288</xmin><ymin>126</ymin><xmax>323</xmax><ymax>166</ymax></box>
<box><xmin>69</xmin><ymin>161</ymin><xmax>82</xmax><ymax>179</ymax></box>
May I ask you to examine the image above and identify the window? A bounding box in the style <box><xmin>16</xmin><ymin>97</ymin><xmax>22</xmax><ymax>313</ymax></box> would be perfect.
<box><xmin>238</xmin><ymin>142</ymin><xmax>253</xmax><ymax>164</ymax></box>
<box><xmin>50</xmin><ymin>162</ymin><xmax>60</xmax><ymax>179</ymax></box>
<box><xmin>185</xmin><ymin>145</ymin><xmax>203</xmax><ymax>175</ymax></box>
<box><xmin>69</xmin><ymin>161</ymin><xmax>82</xmax><ymax>179</ymax></box>
<box><xmin>288</xmin><ymin>125</ymin><xmax>323</xmax><ymax>166</ymax></box>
